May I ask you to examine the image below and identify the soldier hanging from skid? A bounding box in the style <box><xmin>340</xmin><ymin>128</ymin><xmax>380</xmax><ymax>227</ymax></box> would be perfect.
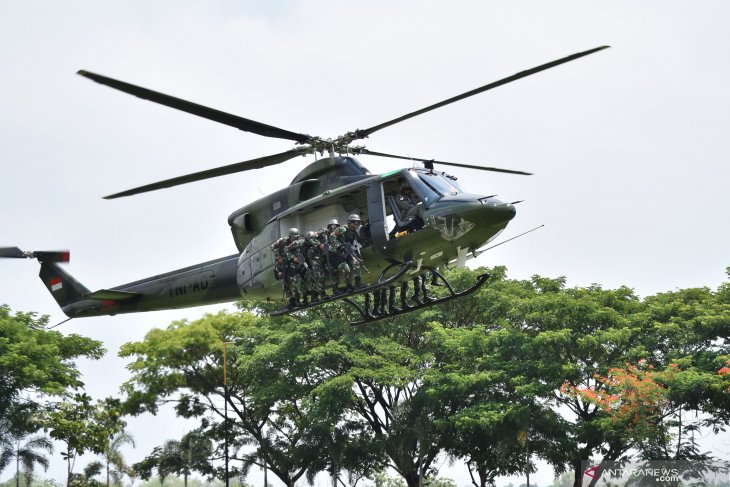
<box><xmin>272</xmin><ymin>227</ymin><xmax>311</xmax><ymax>309</ymax></box>
<box><xmin>271</xmin><ymin>233</ymin><xmax>292</xmax><ymax>305</ymax></box>
<box><xmin>328</xmin><ymin>214</ymin><xmax>366</xmax><ymax>295</ymax></box>
<box><xmin>285</xmin><ymin>228</ymin><xmax>311</xmax><ymax>307</ymax></box>
<box><xmin>304</xmin><ymin>229</ymin><xmax>329</xmax><ymax>301</ymax></box>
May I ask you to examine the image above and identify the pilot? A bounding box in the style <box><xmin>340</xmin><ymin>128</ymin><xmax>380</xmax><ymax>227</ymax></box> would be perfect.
<box><xmin>392</xmin><ymin>181</ymin><xmax>424</xmax><ymax>234</ymax></box>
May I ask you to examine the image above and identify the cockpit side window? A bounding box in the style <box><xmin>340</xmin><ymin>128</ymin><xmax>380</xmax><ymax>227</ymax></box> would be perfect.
<box><xmin>418</xmin><ymin>172</ymin><xmax>459</xmax><ymax>196</ymax></box>
<box><xmin>407</xmin><ymin>174</ymin><xmax>438</xmax><ymax>206</ymax></box>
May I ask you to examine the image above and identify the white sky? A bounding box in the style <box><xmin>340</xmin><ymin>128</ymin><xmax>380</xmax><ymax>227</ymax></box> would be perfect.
<box><xmin>2</xmin><ymin>1</ymin><xmax>729</xmax><ymax>485</ymax></box>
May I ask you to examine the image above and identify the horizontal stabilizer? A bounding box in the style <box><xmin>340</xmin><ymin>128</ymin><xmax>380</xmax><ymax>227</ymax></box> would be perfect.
<box><xmin>84</xmin><ymin>289</ymin><xmax>141</xmax><ymax>301</ymax></box>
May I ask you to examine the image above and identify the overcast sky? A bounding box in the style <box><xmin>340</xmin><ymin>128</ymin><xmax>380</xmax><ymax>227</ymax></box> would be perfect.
<box><xmin>2</xmin><ymin>1</ymin><xmax>729</xmax><ymax>485</ymax></box>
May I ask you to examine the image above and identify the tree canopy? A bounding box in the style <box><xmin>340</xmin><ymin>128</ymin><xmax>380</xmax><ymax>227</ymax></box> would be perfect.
<box><xmin>0</xmin><ymin>305</ymin><xmax>105</xmax><ymax>438</ymax></box>
<box><xmin>118</xmin><ymin>266</ymin><xmax>730</xmax><ymax>487</ymax></box>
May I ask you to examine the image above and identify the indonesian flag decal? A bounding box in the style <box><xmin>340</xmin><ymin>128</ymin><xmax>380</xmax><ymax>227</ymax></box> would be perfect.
<box><xmin>50</xmin><ymin>277</ymin><xmax>63</xmax><ymax>292</ymax></box>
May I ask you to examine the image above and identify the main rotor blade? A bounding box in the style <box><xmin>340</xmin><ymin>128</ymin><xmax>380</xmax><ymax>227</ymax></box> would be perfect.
<box><xmin>359</xmin><ymin>149</ymin><xmax>532</xmax><ymax>175</ymax></box>
<box><xmin>104</xmin><ymin>149</ymin><xmax>307</xmax><ymax>199</ymax></box>
<box><xmin>0</xmin><ymin>247</ymin><xmax>25</xmax><ymax>258</ymax></box>
<box><xmin>77</xmin><ymin>70</ymin><xmax>311</xmax><ymax>144</ymax></box>
<box><xmin>354</xmin><ymin>46</ymin><xmax>609</xmax><ymax>139</ymax></box>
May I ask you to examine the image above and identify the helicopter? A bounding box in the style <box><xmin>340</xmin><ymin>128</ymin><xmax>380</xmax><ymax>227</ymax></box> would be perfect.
<box><xmin>2</xmin><ymin>46</ymin><xmax>608</xmax><ymax>324</ymax></box>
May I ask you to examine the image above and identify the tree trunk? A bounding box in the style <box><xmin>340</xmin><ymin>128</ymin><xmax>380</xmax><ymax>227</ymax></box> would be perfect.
<box><xmin>67</xmin><ymin>448</ymin><xmax>73</xmax><ymax>487</ymax></box>
<box><xmin>572</xmin><ymin>459</ymin><xmax>581</xmax><ymax>487</ymax></box>
<box><xmin>403</xmin><ymin>470</ymin><xmax>420</xmax><ymax>487</ymax></box>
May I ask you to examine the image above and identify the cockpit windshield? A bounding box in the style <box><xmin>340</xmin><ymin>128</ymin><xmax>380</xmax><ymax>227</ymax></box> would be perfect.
<box><xmin>417</xmin><ymin>172</ymin><xmax>460</xmax><ymax>196</ymax></box>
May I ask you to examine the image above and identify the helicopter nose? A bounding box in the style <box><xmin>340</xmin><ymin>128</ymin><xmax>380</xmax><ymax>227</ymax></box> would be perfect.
<box><xmin>477</xmin><ymin>198</ymin><xmax>516</xmax><ymax>224</ymax></box>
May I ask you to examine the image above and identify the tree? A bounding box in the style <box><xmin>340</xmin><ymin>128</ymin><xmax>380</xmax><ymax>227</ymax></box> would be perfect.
<box><xmin>101</xmin><ymin>431</ymin><xmax>135</xmax><ymax>487</ymax></box>
<box><xmin>566</xmin><ymin>360</ymin><xmax>730</xmax><ymax>484</ymax></box>
<box><xmin>33</xmin><ymin>394</ymin><xmax>124</xmax><ymax>486</ymax></box>
<box><xmin>0</xmin><ymin>305</ymin><xmax>104</xmax><ymax>437</ymax></box>
<box><xmin>134</xmin><ymin>431</ymin><xmax>214</xmax><ymax>487</ymax></box>
<box><xmin>120</xmin><ymin>267</ymin><xmax>730</xmax><ymax>487</ymax></box>
<box><xmin>0</xmin><ymin>434</ymin><xmax>53</xmax><ymax>487</ymax></box>
<box><xmin>121</xmin><ymin>310</ymin><xmax>377</xmax><ymax>487</ymax></box>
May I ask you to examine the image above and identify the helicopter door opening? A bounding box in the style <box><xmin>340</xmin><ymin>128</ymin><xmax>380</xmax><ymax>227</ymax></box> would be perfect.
<box><xmin>384</xmin><ymin>178</ymin><xmax>426</xmax><ymax>238</ymax></box>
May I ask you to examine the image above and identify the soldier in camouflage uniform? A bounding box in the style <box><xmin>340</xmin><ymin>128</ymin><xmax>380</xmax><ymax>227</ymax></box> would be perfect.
<box><xmin>329</xmin><ymin>214</ymin><xmax>364</xmax><ymax>293</ymax></box>
<box><xmin>284</xmin><ymin>228</ymin><xmax>309</xmax><ymax>307</ymax></box>
<box><xmin>304</xmin><ymin>230</ymin><xmax>328</xmax><ymax>301</ymax></box>
<box><xmin>271</xmin><ymin>234</ymin><xmax>293</xmax><ymax>305</ymax></box>
<box><xmin>271</xmin><ymin>228</ymin><xmax>308</xmax><ymax>308</ymax></box>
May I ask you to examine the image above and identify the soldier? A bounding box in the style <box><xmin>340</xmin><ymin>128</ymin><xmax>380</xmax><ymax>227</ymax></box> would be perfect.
<box><xmin>271</xmin><ymin>235</ymin><xmax>292</xmax><ymax>305</ymax></box>
<box><xmin>304</xmin><ymin>230</ymin><xmax>328</xmax><ymax>301</ymax></box>
<box><xmin>329</xmin><ymin>214</ymin><xmax>365</xmax><ymax>293</ymax></box>
<box><xmin>284</xmin><ymin>227</ymin><xmax>309</xmax><ymax>307</ymax></box>
<box><xmin>326</xmin><ymin>218</ymin><xmax>339</xmax><ymax>234</ymax></box>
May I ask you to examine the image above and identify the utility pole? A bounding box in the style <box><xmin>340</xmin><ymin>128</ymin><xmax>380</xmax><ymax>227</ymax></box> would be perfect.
<box><xmin>224</xmin><ymin>341</ymin><xmax>230</xmax><ymax>487</ymax></box>
<box><xmin>223</xmin><ymin>340</ymin><xmax>242</xmax><ymax>487</ymax></box>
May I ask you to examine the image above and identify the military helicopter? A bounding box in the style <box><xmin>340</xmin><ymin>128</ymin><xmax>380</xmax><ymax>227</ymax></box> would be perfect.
<box><xmin>2</xmin><ymin>46</ymin><xmax>608</xmax><ymax>324</ymax></box>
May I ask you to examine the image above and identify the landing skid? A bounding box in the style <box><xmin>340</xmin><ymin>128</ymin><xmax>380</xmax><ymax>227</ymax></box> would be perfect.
<box><xmin>346</xmin><ymin>270</ymin><xmax>490</xmax><ymax>325</ymax></box>
<box><xmin>270</xmin><ymin>261</ymin><xmax>415</xmax><ymax>317</ymax></box>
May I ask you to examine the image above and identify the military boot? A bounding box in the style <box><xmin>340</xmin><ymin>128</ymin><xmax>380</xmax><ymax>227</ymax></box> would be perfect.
<box><xmin>345</xmin><ymin>279</ymin><xmax>355</xmax><ymax>292</ymax></box>
<box><xmin>311</xmin><ymin>291</ymin><xmax>319</xmax><ymax>302</ymax></box>
<box><xmin>411</xmin><ymin>276</ymin><xmax>423</xmax><ymax>305</ymax></box>
<box><xmin>364</xmin><ymin>294</ymin><xmax>376</xmax><ymax>319</ymax></box>
<box><xmin>301</xmin><ymin>293</ymin><xmax>309</xmax><ymax>306</ymax></box>
<box><xmin>333</xmin><ymin>279</ymin><xmax>343</xmax><ymax>295</ymax></box>
<box><xmin>388</xmin><ymin>286</ymin><xmax>402</xmax><ymax>313</ymax></box>
<box><xmin>378</xmin><ymin>289</ymin><xmax>388</xmax><ymax>315</ymax></box>
<box><xmin>400</xmin><ymin>281</ymin><xmax>411</xmax><ymax>309</ymax></box>
<box><xmin>421</xmin><ymin>277</ymin><xmax>434</xmax><ymax>303</ymax></box>
<box><xmin>431</xmin><ymin>272</ymin><xmax>444</xmax><ymax>286</ymax></box>
<box><xmin>354</xmin><ymin>276</ymin><xmax>363</xmax><ymax>289</ymax></box>
<box><xmin>369</xmin><ymin>293</ymin><xmax>380</xmax><ymax>318</ymax></box>
<box><xmin>288</xmin><ymin>297</ymin><xmax>297</xmax><ymax>309</ymax></box>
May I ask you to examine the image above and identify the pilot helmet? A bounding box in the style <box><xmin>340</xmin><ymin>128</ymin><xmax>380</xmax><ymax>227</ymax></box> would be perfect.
<box><xmin>288</xmin><ymin>227</ymin><xmax>300</xmax><ymax>238</ymax></box>
<box><xmin>347</xmin><ymin>214</ymin><xmax>361</xmax><ymax>224</ymax></box>
<box><xmin>327</xmin><ymin>218</ymin><xmax>339</xmax><ymax>228</ymax></box>
<box><xmin>306</xmin><ymin>230</ymin><xmax>316</xmax><ymax>239</ymax></box>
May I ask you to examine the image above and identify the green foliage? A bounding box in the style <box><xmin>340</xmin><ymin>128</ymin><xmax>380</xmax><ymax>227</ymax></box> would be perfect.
<box><xmin>120</xmin><ymin>267</ymin><xmax>730</xmax><ymax>487</ymax></box>
<box><xmin>0</xmin><ymin>305</ymin><xmax>104</xmax><ymax>437</ymax></box>
<box><xmin>121</xmin><ymin>310</ymin><xmax>378</xmax><ymax>487</ymax></box>
<box><xmin>137</xmin><ymin>476</ymin><xmax>229</xmax><ymax>487</ymax></box>
<box><xmin>134</xmin><ymin>431</ymin><xmax>213</xmax><ymax>485</ymax></box>
<box><xmin>0</xmin><ymin>473</ymin><xmax>62</xmax><ymax>487</ymax></box>
<box><xmin>33</xmin><ymin>394</ymin><xmax>124</xmax><ymax>485</ymax></box>
<box><xmin>0</xmin><ymin>434</ymin><xmax>53</xmax><ymax>487</ymax></box>
<box><xmin>101</xmin><ymin>431</ymin><xmax>135</xmax><ymax>486</ymax></box>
